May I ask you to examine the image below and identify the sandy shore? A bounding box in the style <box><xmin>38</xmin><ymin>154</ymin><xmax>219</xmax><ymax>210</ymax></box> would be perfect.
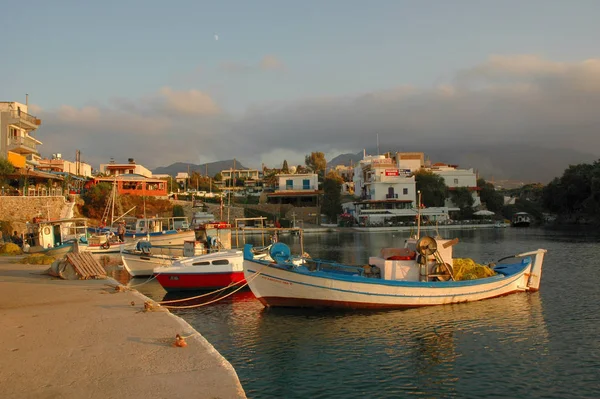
<box><xmin>0</xmin><ymin>257</ymin><xmax>246</xmax><ymax>399</ymax></box>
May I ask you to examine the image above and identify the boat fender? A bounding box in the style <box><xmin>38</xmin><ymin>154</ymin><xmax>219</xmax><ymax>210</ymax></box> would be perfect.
<box><xmin>101</xmin><ymin>241</ymin><xmax>110</xmax><ymax>250</ymax></box>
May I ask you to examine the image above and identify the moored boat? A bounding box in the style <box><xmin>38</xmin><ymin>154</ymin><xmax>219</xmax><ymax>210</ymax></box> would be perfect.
<box><xmin>152</xmin><ymin>221</ymin><xmax>274</xmax><ymax>291</ymax></box>
<box><xmin>242</xmin><ymin>236</ymin><xmax>547</xmax><ymax>310</ymax></box>
<box><xmin>512</xmin><ymin>212</ymin><xmax>532</xmax><ymax>227</ymax></box>
<box><xmin>23</xmin><ymin>217</ymin><xmax>88</xmax><ymax>257</ymax></box>
<box><xmin>121</xmin><ymin>221</ymin><xmax>234</xmax><ymax>278</ymax></box>
<box><xmin>154</xmin><ymin>249</ymin><xmax>247</xmax><ymax>292</ymax></box>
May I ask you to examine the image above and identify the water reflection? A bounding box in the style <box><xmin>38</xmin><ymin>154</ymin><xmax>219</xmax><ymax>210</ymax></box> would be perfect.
<box><xmin>174</xmin><ymin>287</ymin><xmax>548</xmax><ymax>399</ymax></box>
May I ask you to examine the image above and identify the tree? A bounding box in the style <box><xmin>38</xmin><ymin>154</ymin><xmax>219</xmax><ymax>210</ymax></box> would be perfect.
<box><xmin>81</xmin><ymin>182</ymin><xmax>112</xmax><ymax>219</ymax></box>
<box><xmin>0</xmin><ymin>157</ymin><xmax>15</xmax><ymax>188</ymax></box>
<box><xmin>414</xmin><ymin>170</ymin><xmax>448</xmax><ymax>207</ymax></box>
<box><xmin>282</xmin><ymin>160</ymin><xmax>289</xmax><ymax>173</ymax></box>
<box><xmin>213</xmin><ymin>172</ymin><xmax>222</xmax><ymax>182</ymax></box>
<box><xmin>305</xmin><ymin>152</ymin><xmax>327</xmax><ymax>176</ymax></box>
<box><xmin>172</xmin><ymin>205</ymin><xmax>185</xmax><ymax>217</ymax></box>
<box><xmin>477</xmin><ymin>178</ymin><xmax>504</xmax><ymax>213</ymax></box>
<box><xmin>322</xmin><ymin>170</ymin><xmax>343</xmax><ymax>222</ymax></box>
<box><xmin>450</xmin><ymin>187</ymin><xmax>475</xmax><ymax>219</ymax></box>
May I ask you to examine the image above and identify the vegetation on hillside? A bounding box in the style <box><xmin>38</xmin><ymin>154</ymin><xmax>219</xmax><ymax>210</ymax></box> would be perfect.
<box><xmin>542</xmin><ymin>160</ymin><xmax>600</xmax><ymax>223</ymax></box>
<box><xmin>322</xmin><ymin>170</ymin><xmax>344</xmax><ymax>222</ymax></box>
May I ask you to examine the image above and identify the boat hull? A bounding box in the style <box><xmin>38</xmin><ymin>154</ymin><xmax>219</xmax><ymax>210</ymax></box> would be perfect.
<box><xmin>29</xmin><ymin>243</ymin><xmax>75</xmax><ymax>257</ymax></box>
<box><xmin>156</xmin><ymin>271</ymin><xmax>245</xmax><ymax>292</ymax></box>
<box><xmin>243</xmin><ymin>249</ymin><xmax>546</xmax><ymax>310</ymax></box>
<box><xmin>154</xmin><ymin>250</ymin><xmax>246</xmax><ymax>292</ymax></box>
<box><xmin>135</xmin><ymin>230</ymin><xmax>195</xmax><ymax>247</ymax></box>
<box><xmin>121</xmin><ymin>253</ymin><xmax>177</xmax><ymax>277</ymax></box>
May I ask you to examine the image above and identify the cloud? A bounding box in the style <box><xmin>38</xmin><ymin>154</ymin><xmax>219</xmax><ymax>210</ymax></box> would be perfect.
<box><xmin>34</xmin><ymin>56</ymin><xmax>600</xmax><ymax>181</ymax></box>
<box><xmin>259</xmin><ymin>55</ymin><xmax>285</xmax><ymax>71</ymax></box>
<box><xmin>220</xmin><ymin>55</ymin><xmax>286</xmax><ymax>73</ymax></box>
<box><xmin>158</xmin><ymin>87</ymin><xmax>220</xmax><ymax>116</ymax></box>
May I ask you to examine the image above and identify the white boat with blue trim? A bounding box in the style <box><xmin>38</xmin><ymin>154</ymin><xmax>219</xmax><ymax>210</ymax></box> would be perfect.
<box><xmin>242</xmin><ymin>236</ymin><xmax>547</xmax><ymax>310</ymax></box>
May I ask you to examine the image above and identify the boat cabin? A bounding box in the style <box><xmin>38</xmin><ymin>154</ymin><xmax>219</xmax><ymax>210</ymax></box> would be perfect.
<box><xmin>184</xmin><ymin>222</ymin><xmax>233</xmax><ymax>256</ymax></box>
<box><xmin>124</xmin><ymin>216</ymin><xmax>190</xmax><ymax>235</ymax></box>
<box><xmin>367</xmin><ymin>236</ymin><xmax>456</xmax><ymax>282</ymax></box>
<box><xmin>24</xmin><ymin>218</ymin><xmax>88</xmax><ymax>250</ymax></box>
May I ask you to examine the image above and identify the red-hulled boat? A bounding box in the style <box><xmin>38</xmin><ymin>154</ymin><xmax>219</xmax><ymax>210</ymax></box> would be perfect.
<box><xmin>154</xmin><ymin>249</ymin><xmax>246</xmax><ymax>292</ymax></box>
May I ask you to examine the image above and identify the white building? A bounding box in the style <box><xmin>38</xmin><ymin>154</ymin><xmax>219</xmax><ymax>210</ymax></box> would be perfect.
<box><xmin>429</xmin><ymin>163</ymin><xmax>481</xmax><ymax>208</ymax></box>
<box><xmin>396</xmin><ymin>152</ymin><xmax>425</xmax><ymax>173</ymax></box>
<box><xmin>351</xmin><ymin>154</ymin><xmax>419</xmax><ymax>225</ymax></box>
<box><xmin>267</xmin><ymin>173</ymin><xmax>321</xmax><ymax>206</ymax></box>
<box><xmin>0</xmin><ymin>101</ymin><xmax>42</xmax><ymax>168</ymax></box>
<box><xmin>38</xmin><ymin>154</ymin><xmax>93</xmax><ymax>177</ymax></box>
<box><xmin>99</xmin><ymin>158</ymin><xmax>152</xmax><ymax>178</ymax></box>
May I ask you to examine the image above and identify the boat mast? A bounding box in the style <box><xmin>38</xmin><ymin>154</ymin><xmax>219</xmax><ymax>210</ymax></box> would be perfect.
<box><xmin>110</xmin><ymin>178</ymin><xmax>116</xmax><ymax>227</ymax></box>
<box><xmin>417</xmin><ymin>190</ymin><xmax>422</xmax><ymax>239</ymax></box>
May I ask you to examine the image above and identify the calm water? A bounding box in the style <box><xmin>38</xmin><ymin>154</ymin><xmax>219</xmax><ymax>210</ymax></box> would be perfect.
<box><xmin>122</xmin><ymin>227</ymin><xmax>600</xmax><ymax>399</ymax></box>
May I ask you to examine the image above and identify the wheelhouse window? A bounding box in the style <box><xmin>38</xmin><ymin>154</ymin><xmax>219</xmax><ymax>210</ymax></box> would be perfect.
<box><xmin>192</xmin><ymin>261</ymin><xmax>210</xmax><ymax>266</ymax></box>
<box><xmin>212</xmin><ymin>259</ymin><xmax>230</xmax><ymax>265</ymax></box>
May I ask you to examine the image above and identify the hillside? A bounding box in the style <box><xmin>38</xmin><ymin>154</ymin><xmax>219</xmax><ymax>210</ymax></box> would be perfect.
<box><xmin>152</xmin><ymin>159</ymin><xmax>248</xmax><ymax>177</ymax></box>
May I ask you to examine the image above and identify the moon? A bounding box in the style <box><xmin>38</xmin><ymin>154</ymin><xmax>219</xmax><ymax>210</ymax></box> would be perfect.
<box><xmin>214</xmin><ymin>34</ymin><xmax>219</xmax><ymax>41</ymax></box>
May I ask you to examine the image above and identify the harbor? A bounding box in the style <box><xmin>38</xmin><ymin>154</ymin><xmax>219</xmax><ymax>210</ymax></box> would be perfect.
<box><xmin>0</xmin><ymin>258</ymin><xmax>246</xmax><ymax>399</ymax></box>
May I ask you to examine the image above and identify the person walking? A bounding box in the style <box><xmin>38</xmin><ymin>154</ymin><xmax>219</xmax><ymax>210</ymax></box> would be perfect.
<box><xmin>117</xmin><ymin>222</ymin><xmax>126</xmax><ymax>243</ymax></box>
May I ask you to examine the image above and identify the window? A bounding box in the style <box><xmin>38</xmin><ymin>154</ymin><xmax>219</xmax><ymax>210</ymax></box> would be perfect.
<box><xmin>212</xmin><ymin>259</ymin><xmax>230</xmax><ymax>265</ymax></box>
<box><xmin>286</xmin><ymin>179</ymin><xmax>293</xmax><ymax>190</ymax></box>
<box><xmin>403</xmin><ymin>188</ymin><xmax>408</xmax><ymax>195</ymax></box>
<box><xmin>454</xmin><ymin>179</ymin><xmax>459</xmax><ymax>184</ymax></box>
<box><xmin>192</xmin><ymin>261</ymin><xmax>210</xmax><ymax>266</ymax></box>
<box><xmin>303</xmin><ymin>179</ymin><xmax>310</xmax><ymax>190</ymax></box>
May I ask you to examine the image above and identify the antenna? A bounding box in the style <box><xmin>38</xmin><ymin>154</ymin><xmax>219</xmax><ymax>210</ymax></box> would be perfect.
<box><xmin>377</xmin><ymin>134</ymin><xmax>380</xmax><ymax>155</ymax></box>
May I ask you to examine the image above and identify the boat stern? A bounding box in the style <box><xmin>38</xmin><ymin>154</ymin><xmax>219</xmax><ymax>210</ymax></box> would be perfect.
<box><xmin>521</xmin><ymin>249</ymin><xmax>547</xmax><ymax>291</ymax></box>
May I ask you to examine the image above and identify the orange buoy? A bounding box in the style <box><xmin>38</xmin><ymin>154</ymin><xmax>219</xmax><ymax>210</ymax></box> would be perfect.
<box><xmin>174</xmin><ymin>334</ymin><xmax>187</xmax><ymax>347</ymax></box>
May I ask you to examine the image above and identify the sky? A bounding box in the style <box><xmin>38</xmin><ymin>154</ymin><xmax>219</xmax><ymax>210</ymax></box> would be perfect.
<box><xmin>3</xmin><ymin>0</ymin><xmax>600</xmax><ymax>175</ymax></box>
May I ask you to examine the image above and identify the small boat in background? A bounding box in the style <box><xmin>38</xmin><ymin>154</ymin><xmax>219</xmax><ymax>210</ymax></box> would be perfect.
<box><xmin>512</xmin><ymin>212</ymin><xmax>532</xmax><ymax>227</ymax></box>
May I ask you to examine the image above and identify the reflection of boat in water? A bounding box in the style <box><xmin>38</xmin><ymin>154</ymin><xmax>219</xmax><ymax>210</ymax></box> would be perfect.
<box><xmin>243</xmin><ymin>235</ymin><xmax>547</xmax><ymax>310</ymax></box>
<box><xmin>243</xmin><ymin>291</ymin><xmax>549</xmax><ymax>399</ymax></box>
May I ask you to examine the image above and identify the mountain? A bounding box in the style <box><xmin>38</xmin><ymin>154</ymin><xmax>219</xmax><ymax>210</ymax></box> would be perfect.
<box><xmin>328</xmin><ymin>145</ymin><xmax>598</xmax><ymax>184</ymax></box>
<box><xmin>152</xmin><ymin>159</ymin><xmax>247</xmax><ymax>177</ymax></box>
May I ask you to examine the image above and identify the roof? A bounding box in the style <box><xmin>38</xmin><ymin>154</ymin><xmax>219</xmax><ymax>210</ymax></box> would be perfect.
<box><xmin>6</xmin><ymin>169</ymin><xmax>64</xmax><ymax>180</ymax></box>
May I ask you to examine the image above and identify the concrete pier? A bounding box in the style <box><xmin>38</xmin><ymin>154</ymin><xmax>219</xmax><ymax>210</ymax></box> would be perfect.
<box><xmin>0</xmin><ymin>259</ymin><xmax>246</xmax><ymax>399</ymax></box>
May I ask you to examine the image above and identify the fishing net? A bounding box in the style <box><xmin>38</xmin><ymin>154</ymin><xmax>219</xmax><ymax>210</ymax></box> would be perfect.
<box><xmin>452</xmin><ymin>258</ymin><xmax>496</xmax><ymax>280</ymax></box>
<box><xmin>0</xmin><ymin>243</ymin><xmax>22</xmax><ymax>255</ymax></box>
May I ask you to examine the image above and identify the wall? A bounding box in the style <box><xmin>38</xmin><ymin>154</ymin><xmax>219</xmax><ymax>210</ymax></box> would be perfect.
<box><xmin>0</xmin><ymin>196</ymin><xmax>69</xmax><ymax>234</ymax></box>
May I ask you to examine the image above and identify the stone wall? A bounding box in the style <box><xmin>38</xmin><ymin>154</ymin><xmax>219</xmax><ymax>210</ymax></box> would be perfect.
<box><xmin>0</xmin><ymin>196</ymin><xmax>70</xmax><ymax>234</ymax></box>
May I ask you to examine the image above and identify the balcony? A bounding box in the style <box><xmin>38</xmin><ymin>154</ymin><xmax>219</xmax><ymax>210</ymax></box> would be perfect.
<box><xmin>7</xmin><ymin>135</ymin><xmax>41</xmax><ymax>155</ymax></box>
<box><xmin>276</xmin><ymin>185</ymin><xmax>318</xmax><ymax>192</ymax></box>
<box><xmin>8</xmin><ymin>109</ymin><xmax>41</xmax><ymax>130</ymax></box>
<box><xmin>385</xmin><ymin>194</ymin><xmax>399</xmax><ymax>199</ymax></box>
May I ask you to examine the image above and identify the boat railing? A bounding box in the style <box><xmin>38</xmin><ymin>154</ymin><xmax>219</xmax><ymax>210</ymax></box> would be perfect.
<box><xmin>304</xmin><ymin>258</ymin><xmax>364</xmax><ymax>276</ymax></box>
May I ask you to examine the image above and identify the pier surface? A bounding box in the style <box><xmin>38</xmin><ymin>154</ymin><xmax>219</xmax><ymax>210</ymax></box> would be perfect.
<box><xmin>0</xmin><ymin>259</ymin><xmax>246</xmax><ymax>399</ymax></box>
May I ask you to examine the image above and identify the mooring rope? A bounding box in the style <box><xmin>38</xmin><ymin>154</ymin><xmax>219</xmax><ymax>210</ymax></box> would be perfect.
<box><xmin>158</xmin><ymin>262</ymin><xmax>271</xmax><ymax>309</ymax></box>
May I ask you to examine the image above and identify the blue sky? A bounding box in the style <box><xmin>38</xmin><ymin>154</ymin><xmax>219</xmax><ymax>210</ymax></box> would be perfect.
<box><xmin>4</xmin><ymin>0</ymin><xmax>599</xmax><ymax>111</ymax></box>
<box><xmin>3</xmin><ymin>1</ymin><xmax>600</xmax><ymax>178</ymax></box>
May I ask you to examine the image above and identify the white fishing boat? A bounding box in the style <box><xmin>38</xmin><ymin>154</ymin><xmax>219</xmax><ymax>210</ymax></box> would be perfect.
<box><xmin>121</xmin><ymin>240</ymin><xmax>179</xmax><ymax>277</ymax></box>
<box><xmin>23</xmin><ymin>218</ymin><xmax>88</xmax><ymax>257</ymax></box>
<box><xmin>121</xmin><ymin>221</ymin><xmax>233</xmax><ymax>277</ymax></box>
<box><xmin>243</xmin><ymin>237</ymin><xmax>547</xmax><ymax>309</ymax></box>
